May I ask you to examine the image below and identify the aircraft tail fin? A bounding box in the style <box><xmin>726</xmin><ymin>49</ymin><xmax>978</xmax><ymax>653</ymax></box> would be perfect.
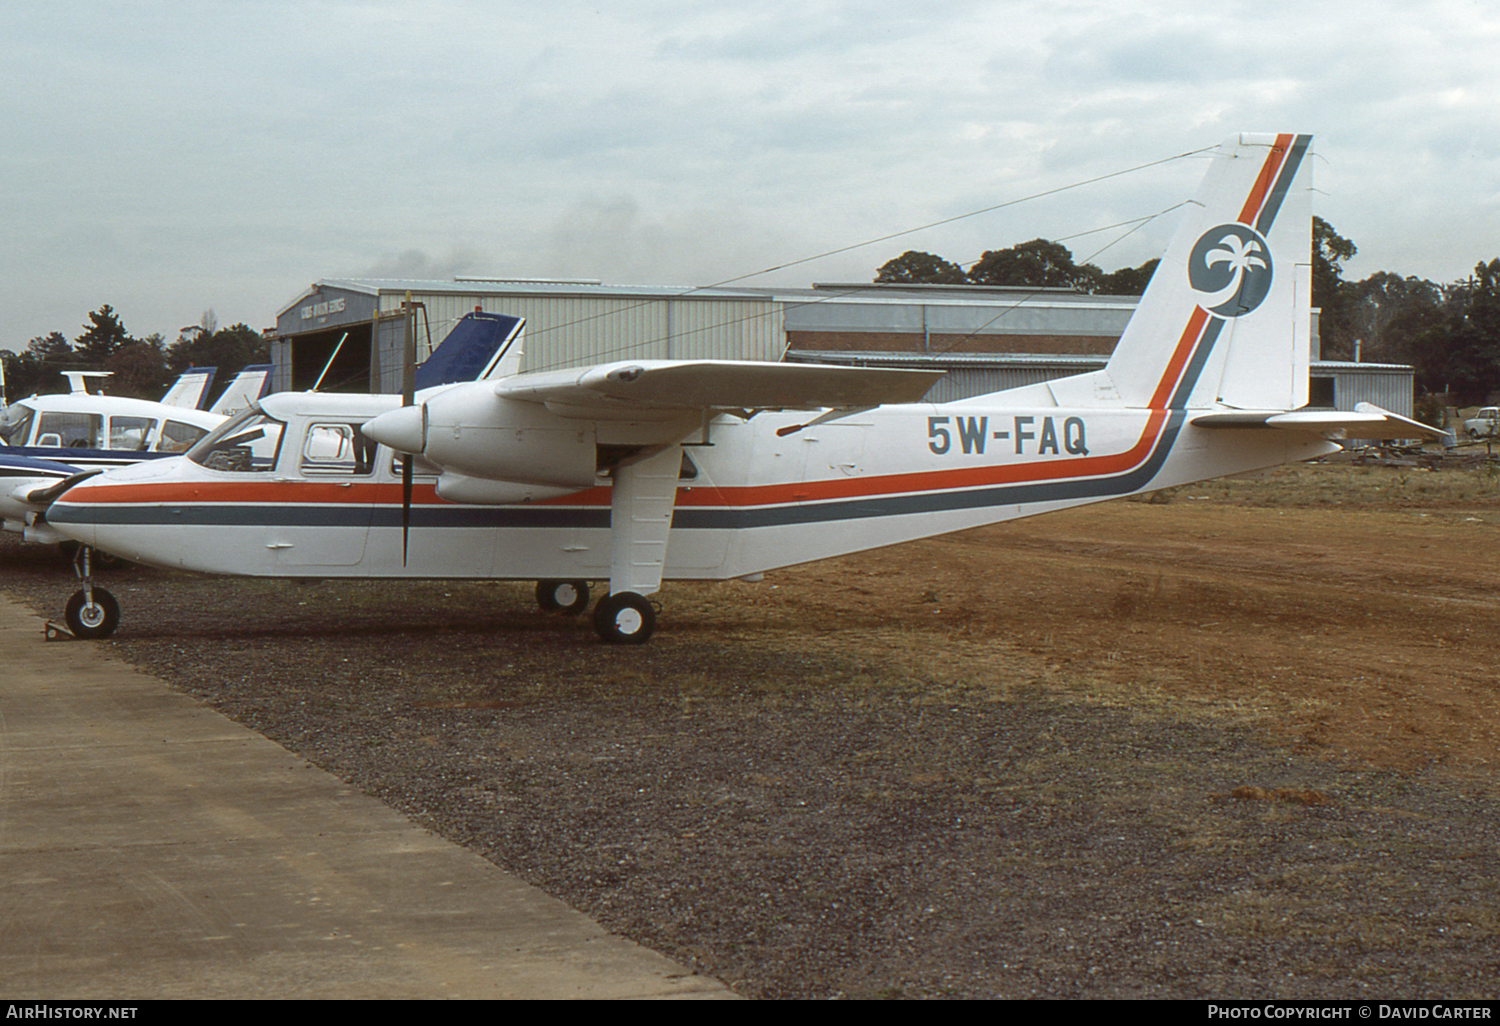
<box><xmin>414</xmin><ymin>312</ymin><xmax>525</xmax><ymax>390</ymax></box>
<box><xmin>160</xmin><ymin>366</ymin><xmax>217</xmax><ymax>409</ymax></box>
<box><xmin>208</xmin><ymin>364</ymin><xmax>274</xmax><ymax>417</ymax></box>
<box><xmin>1092</xmin><ymin>133</ymin><xmax>1313</xmax><ymax>413</ymax></box>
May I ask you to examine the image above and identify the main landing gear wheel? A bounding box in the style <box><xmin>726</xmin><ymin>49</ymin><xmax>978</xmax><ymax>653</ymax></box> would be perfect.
<box><xmin>592</xmin><ymin>592</ymin><xmax>656</xmax><ymax>645</ymax></box>
<box><xmin>65</xmin><ymin>588</ymin><xmax>119</xmax><ymax>640</ymax></box>
<box><xmin>536</xmin><ymin>579</ymin><xmax>591</xmax><ymax>616</ymax></box>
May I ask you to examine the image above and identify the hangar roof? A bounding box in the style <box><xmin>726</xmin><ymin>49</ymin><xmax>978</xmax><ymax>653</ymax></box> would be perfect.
<box><xmin>279</xmin><ymin>277</ymin><xmax>1143</xmax><ymax>321</ymax></box>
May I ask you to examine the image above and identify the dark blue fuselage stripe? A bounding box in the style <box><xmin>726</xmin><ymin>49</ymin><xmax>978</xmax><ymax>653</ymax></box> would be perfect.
<box><xmin>1168</xmin><ymin>316</ymin><xmax>1222</xmax><ymax>410</ymax></box>
<box><xmin>678</xmin><ymin>414</ymin><xmax>1189</xmax><ymax>529</ymax></box>
<box><xmin>9</xmin><ymin>446</ymin><xmax>172</xmax><ymax>466</ymax></box>
<box><xmin>51</xmin><ymin>503</ymin><xmax>608</xmax><ymax>530</ymax></box>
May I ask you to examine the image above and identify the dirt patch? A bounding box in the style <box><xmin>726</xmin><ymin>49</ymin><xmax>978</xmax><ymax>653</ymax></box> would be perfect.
<box><xmin>5</xmin><ymin>461</ymin><xmax>1500</xmax><ymax>998</ymax></box>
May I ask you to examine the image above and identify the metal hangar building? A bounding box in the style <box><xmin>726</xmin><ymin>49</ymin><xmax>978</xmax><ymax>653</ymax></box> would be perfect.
<box><xmin>271</xmin><ymin>277</ymin><xmax>1415</xmax><ymax>416</ymax></box>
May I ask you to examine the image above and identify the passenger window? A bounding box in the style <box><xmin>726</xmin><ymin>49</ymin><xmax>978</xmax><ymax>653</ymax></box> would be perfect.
<box><xmin>109</xmin><ymin>416</ymin><xmax>156</xmax><ymax>451</ymax></box>
<box><xmin>302</xmin><ymin>423</ymin><xmax>375</xmax><ymax>475</ymax></box>
<box><xmin>37</xmin><ymin>413</ymin><xmax>101</xmax><ymax>449</ymax></box>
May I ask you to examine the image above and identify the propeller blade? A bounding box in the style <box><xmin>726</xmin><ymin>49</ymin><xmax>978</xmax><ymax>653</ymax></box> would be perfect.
<box><xmin>401</xmin><ymin>293</ymin><xmax>417</xmax><ymax>566</ymax></box>
<box><xmin>402</xmin><ymin>453</ymin><xmax>413</xmax><ymax>566</ymax></box>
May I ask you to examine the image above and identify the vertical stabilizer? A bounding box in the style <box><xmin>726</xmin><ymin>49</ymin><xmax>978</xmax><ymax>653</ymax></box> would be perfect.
<box><xmin>208</xmin><ymin>365</ymin><xmax>274</xmax><ymax>417</ymax></box>
<box><xmin>413</xmin><ymin>312</ymin><xmax>526</xmax><ymax>389</ymax></box>
<box><xmin>160</xmin><ymin>367</ymin><xmax>217</xmax><ymax>409</ymax></box>
<box><xmin>1103</xmin><ymin>133</ymin><xmax>1313</xmax><ymax>412</ymax></box>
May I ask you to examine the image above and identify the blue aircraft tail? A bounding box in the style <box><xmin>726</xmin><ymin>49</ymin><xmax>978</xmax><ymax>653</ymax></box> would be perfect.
<box><xmin>414</xmin><ymin>312</ymin><xmax>525</xmax><ymax>390</ymax></box>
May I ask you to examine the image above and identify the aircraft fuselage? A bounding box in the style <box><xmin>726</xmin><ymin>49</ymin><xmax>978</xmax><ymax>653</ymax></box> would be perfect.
<box><xmin>47</xmin><ymin>392</ymin><xmax>1335</xmax><ymax>582</ymax></box>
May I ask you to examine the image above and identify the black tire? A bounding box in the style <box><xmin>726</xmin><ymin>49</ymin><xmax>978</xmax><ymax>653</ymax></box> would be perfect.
<box><xmin>536</xmin><ymin>579</ymin><xmax>590</xmax><ymax>615</ymax></box>
<box><xmin>65</xmin><ymin>588</ymin><xmax>120</xmax><ymax>640</ymax></box>
<box><xmin>592</xmin><ymin>592</ymin><xmax>656</xmax><ymax>644</ymax></box>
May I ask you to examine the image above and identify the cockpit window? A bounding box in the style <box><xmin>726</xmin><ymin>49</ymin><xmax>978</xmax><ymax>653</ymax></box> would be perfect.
<box><xmin>187</xmin><ymin>408</ymin><xmax>285</xmax><ymax>473</ymax></box>
<box><xmin>0</xmin><ymin>404</ymin><xmax>34</xmax><ymax>446</ymax></box>
<box><xmin>159</xmin><ymin>420</ymin><xmax>208</xmax><ymax>452</ymax></box>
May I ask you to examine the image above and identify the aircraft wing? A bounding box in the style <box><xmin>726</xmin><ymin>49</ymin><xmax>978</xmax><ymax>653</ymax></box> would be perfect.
<box><xmin>1193</xmin><ymin>403</ymin><xmax>1452</xmax><ymax>443</ymax></box>
<box><xmin>493</xmin><ymin>360</ymin><xmax>943</xmax><ymax>419</ymax></box>
<box><xmin>0</xmin><ymin>454</ymin><xmax>93</xmax><ymax>523</ymax></box>
<box><xmin>20</xmin><ymin>469</ymin><xmax>101</xmax><ymax>507</ymax></box>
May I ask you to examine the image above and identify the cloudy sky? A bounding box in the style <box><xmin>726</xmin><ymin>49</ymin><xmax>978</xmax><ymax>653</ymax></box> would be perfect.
<box><xmin>3</xmin><ymin>0</ymin><xmax>1497</xmax><ymax>350</ymax></box>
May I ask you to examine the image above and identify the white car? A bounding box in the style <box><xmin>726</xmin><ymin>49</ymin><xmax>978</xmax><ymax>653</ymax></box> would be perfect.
<box><xmin>1465</xmin><ymin>408</ymin><xmax>1500</xmax><ymax>438</ymax></box>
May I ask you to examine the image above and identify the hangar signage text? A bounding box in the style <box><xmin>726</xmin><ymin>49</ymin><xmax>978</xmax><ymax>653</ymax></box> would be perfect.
<box><xmin>301</xmin><ymin>297</ymin><xmax>346</xmax><ymax>321</ymax></box>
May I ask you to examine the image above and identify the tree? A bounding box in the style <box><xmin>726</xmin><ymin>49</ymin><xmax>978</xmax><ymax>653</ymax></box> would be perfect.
<box><xmin>166</xmin><ymin>321</ymin><xmax>270</xmax><ymax>401</ymax></box>
<box><xmin>104</xmin><ymin>334</ymin><xmax>172</xmax><ymax>399</ymax></box>
<box><xmin>1421</xmin><ymin>260</ymin><xmax>1500</xmax><ymax>404</ymax></box>
<box><xmin>875</xmin><ymin>251</ymin><xmax>968</xmax><ymax>285</ymax></box>
<box><xmin>1312</xmin><ymin>217</ymin><xmax>1358</xmax><ymax>358</ymax></box>
<box><xmin>73</xmin><ymin>304</ymin><xmax>132</xmax><ymax>365</ymax></box>
<box><xmin>967</xmin><ymin>239</ymin><xmax>1100</xmax><ymax>291</ymax></box>
<box><xmin>1346</xmin><ymin>272</ymin><xmax>1443</xmax><ymax>365</ymax></box>
<box><xmin>1095</xmin><ymin>259</ymin><xmax>1158</xmax><ymax>297</ymax></box>
<box><xmin>2</xmin><ymin>331</ymin><xmax>74</xmax><ymax>401</ymax></box>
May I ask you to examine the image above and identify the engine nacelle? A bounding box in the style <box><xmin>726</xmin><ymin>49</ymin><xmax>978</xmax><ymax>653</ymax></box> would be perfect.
<box><xmin>433</xmin><ymin>472</ymin><xmax>582</xmax><ymax>505</ymax></box>
<box><xmin>421</xmin><ymin>388</ymin><xmax>597</xmax><ymax>489</ymax></box>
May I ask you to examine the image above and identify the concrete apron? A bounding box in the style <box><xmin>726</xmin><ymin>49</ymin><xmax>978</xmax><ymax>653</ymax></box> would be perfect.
<box><xmin>0</xmin><ymin>596</ymin><xmax>732</xmax><ymax>999</ymax></box>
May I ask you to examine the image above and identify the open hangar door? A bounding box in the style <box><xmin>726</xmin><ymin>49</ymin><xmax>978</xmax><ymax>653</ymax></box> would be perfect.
<box><xmin>285</xmin><ymin>322</ymin><xmax>373</xmax><ymax>392</ymax></box>
<box><xmin>274</xmin><ymin>296</ymin><xmax>430</xmax><ymax>395</ymax></box>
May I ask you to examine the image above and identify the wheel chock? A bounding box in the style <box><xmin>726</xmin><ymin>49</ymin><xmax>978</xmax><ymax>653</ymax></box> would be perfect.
<box><xmin>44</xmin><ymin>620</ymin><xmax>79</xmax><ymax>641</ymax></box>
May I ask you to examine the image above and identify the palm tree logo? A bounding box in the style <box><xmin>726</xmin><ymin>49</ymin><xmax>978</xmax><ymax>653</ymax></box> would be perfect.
<box><xmin>1188</xmin><ymin>224</ymin><xmax>1274</xmax><ymax>317</ymax></box>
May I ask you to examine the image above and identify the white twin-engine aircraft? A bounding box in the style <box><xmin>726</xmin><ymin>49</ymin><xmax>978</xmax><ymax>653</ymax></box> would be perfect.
<box><xmin>0</xmin><ymin>365</ymin><xmax>272</xmax><ymax>545</ymax></box>
<box><xmin>46</xmin><ymin>133</ymin><xmax>1440</xmax><ymax>643</ymax></box>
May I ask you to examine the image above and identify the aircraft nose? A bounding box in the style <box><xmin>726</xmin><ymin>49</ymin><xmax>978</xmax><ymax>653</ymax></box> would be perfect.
<box><xmin>363</xmin><ymin>404</ymin><xmax>427</xmax><ymax>455</ymax></box>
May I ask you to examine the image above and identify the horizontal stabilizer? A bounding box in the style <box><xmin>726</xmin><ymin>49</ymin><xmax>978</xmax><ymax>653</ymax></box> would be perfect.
<box><xmin>1193</xmin><ymin>402</ymin><xmax>1451</xmax><ymax>442</ymax></box>
<box><xmin>495</xmin><ymin>360</ymin><xmax>943</xmax><ymax>418</ymax></box>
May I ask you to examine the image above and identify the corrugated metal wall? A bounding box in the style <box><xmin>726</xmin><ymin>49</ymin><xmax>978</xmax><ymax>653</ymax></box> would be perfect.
<box><xmin>274</xmin><ymin>280</ymin><xmax>1412</xmax><ymax>416</ymax></box>
<box><xmin>378</xmin><ymin>291</ymin><xmax>784</xmax><ymax>374</ymax></box>
<box><xmin>1322</xmin><ymin>364</ymin><xmax>1414</xmax><ymax>417</ymax></box>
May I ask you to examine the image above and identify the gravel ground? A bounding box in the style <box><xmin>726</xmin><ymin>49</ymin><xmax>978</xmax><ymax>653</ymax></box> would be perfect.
<box><xmin>5</xmin><ymin>527</ymin><xmax>1500</xmax><ymax>1000</ymax></box>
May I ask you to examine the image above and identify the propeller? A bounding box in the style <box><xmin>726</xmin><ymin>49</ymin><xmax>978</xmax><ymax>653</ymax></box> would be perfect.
<box><xmin>400</xmin><ymin>294</ymin><xmax>416</xmax><ymax>566</ymax></box>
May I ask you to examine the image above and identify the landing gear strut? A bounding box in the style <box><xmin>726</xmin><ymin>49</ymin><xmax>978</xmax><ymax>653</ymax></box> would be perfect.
<box><xmin>65</xmin><ymin>545</ymin><xmax>120</xmax><ymax>639</ymax></box>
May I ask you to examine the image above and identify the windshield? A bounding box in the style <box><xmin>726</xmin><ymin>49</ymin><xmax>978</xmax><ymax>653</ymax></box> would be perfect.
<box><xmin>186</xmin><ymin>406</ymin><xmax>285</xmax><ymax>473</ymax></box>
<box><xmin>0</xmin><ymin>403</ymin><xmax>34</xmax><ymax>446</ymax></box>
<box><xmin>159</xmin><ymin>420</ymin><xmax>209</xmax><ymax>452</ymax></box>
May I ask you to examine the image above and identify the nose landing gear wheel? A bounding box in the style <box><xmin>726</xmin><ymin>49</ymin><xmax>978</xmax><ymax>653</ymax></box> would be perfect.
<box><xmin>536</xmin><ymin>579</ymin><xmax>591</xmax><ymax>616</ymax></box>
<box><xmin>65</xmin><ymin>588</ymin><xmax>119</xmax><ymax>639</ymax></box>
<box><xmin>592</xmin><ymin>592</ymin><xmax>656</xmax><ymax>644</ymax></box>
